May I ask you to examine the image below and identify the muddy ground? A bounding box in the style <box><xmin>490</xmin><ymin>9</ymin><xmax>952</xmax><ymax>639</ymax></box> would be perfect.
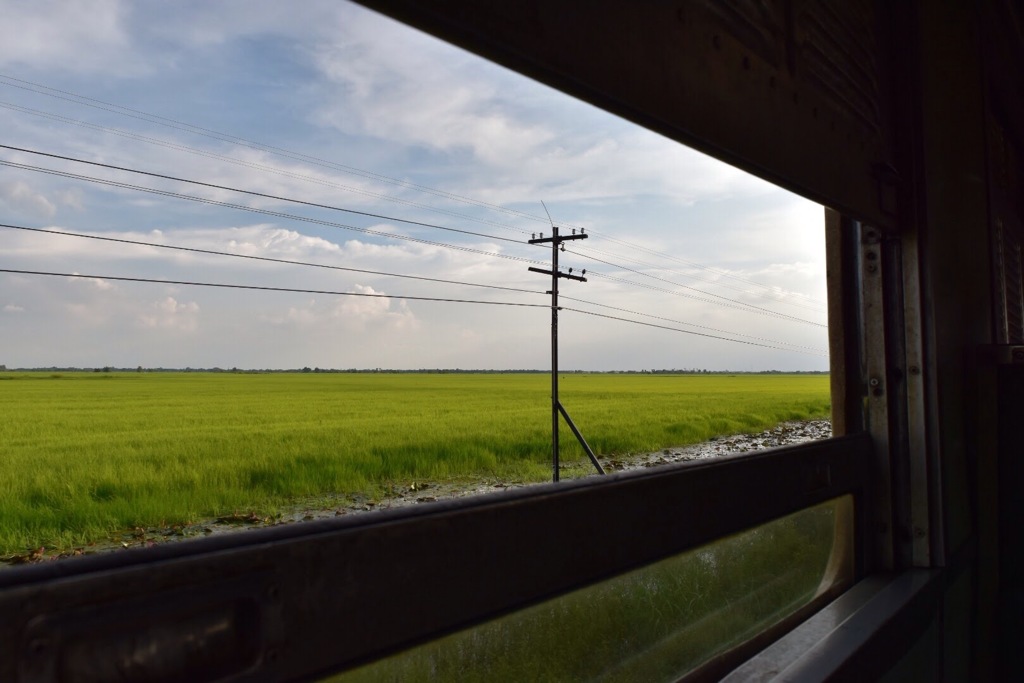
<box><xmin>2</xmin><ymin>420</ymin><xmax>831</xmax><ymax>566</ymax></box>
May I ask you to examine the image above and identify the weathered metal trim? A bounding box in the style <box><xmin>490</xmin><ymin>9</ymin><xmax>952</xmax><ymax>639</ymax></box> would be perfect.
<box><xmin>860</xmin><ymin>223</ymin><xmax>895</xmax><ymax>571</ymax></box>
<box><xmin>900</xmin><ymin>233</ymin><xmax>933</xmax><ymax>567</ymax></box>
<box><xmin>722</xmin><ymin>569</ymin><xmax>942</xmax><ymax>682</ymax></box>
<box><xmin>825</xmin><ymin>208</ymin><xmax>866</xmax><ymax>438</ymax></box>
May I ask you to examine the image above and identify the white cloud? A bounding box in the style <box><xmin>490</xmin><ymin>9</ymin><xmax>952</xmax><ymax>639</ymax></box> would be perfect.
<box><xmin>70</xmin><ymin>274</ymin><xmax>116</xmax><ymax>292</ymax></box>
<box><xmin>138</xmin><ymin>296</ymin><xmax>200</xmax><ymax>331</ymax></box>
<box><xmin>0</xmin><ymin>0</ymin><xmax>134</xmax><ymax>74</ymax></box>
<box><xmin>0</xmin><ymin>180</ymin><xmax>57</xmax><ymax>219</ymax></box>
<box><xmin>0</xmin><ymin>2</ymin><xmax>830</xmax><ymax>371</ymax></box>
<box><xmin>3</xmin><ymin>303</ymin><xmax>24</xmax><ymax>313</ymax></box>
<box><xmin>262</xmin><ymin>284</ymin><xmax>419</xmax><ymax>335</ymax></box>
<box><xmin>306</xmin><ymin>6</ymin><xmax>768</xmax><ymax>209</ymax></box>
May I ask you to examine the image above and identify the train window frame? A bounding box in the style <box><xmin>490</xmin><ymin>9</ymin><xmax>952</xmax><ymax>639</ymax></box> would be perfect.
<box><xmin>0</xmin><ymin>0</ymin><xmax>946</xmax><ymax>678</ymax></box>
<box><xmin>1</xmin><ymin>202</ymin><xmax>875</xmax><ymax>676</ymax></box>
<box><xmin>0</xmin><ymin>204</ymin><xmax>875</xmax><ymax>680</ymax></box>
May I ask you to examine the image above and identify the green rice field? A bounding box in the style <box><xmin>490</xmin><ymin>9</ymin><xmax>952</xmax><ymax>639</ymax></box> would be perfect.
<box><xmin>0</xmin><ymin>371</ymin><xmax>830</xmax><ymax>555</ymax></box>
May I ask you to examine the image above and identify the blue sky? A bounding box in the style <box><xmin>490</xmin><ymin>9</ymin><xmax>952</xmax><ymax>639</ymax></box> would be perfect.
<box><xmin>0</xmin><ymin>0</ymin><xmax>829</xmax><ymax>371</ymax></box>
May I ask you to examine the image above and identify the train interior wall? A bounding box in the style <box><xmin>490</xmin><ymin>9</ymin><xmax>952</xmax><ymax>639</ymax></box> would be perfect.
<box><xmin>355</xmin><ymin>1</ymin><xmax>1024</xmax><ymax>680</ymax></box>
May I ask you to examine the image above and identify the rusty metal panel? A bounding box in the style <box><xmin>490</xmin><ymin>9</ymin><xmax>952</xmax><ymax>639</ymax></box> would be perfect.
<box><xmin>995</xmin><ymin>219</ymin><xmax>1024</xmax><ymax>342</ymax></box>
<box><xmin>354</xmin><ymin>0</ymin><xmax>898</xmax><ymax>228</ymax></box>
<box><xmin>859</xmin><ymin>224</ymin><xmax>894</xmax><ymax>571</ymax></box>
<box><xmin>989</xmin><ymin>117</ymin><xmax>1024</xmax><ymax>344</ymax></box>
<box><xmin>795</xmin><ymin>1</ymin><xmax>883</xmax><ymax>142</ymax></box>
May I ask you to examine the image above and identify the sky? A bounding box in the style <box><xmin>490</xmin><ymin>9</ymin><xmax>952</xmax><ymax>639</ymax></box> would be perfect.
<box><xmin>0</xmin><ymin>0</ymin><xmax>830</xmax><ymax>372</ymax></box>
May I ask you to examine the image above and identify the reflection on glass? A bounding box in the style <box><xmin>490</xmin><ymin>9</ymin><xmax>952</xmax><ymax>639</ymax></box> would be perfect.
<box><xmin>328</xmin><ymin>496</ymin><xmax>854</xmax><ymax>682</ymax></box>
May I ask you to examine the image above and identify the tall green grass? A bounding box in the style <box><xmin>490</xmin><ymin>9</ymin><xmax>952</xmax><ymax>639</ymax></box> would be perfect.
<box><xmin>0</xmin><ymin>372</ymin><xmax>829</xmax><ymax>553</ymax></box>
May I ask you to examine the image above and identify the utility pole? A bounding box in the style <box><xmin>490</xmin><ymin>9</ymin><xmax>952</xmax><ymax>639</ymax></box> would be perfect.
<box><xmin>529</xmin><ymin>226</ymin><xmax>606</xmax><ymax>482</ymax></box>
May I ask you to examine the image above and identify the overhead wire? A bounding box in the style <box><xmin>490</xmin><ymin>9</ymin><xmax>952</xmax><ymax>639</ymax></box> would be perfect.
<box><xmin>0</xmin><ymin>144</ymin><xmax>826</xmax><ymax>327</ymax></box>
<box><xmin>565</xmin><ymin>241</ymin><xmax>828</xmax><ymax>314</ymax></box>
<box><xmin>563</xmin><ymin>249</ymin><xmax>827</xmax><ymax>328</ymax></box>
<box><xmin>0</xmin><ymin>152</ymin><xmax>825</xmax><ymax>330</ymax></box>
<box><xmin>0</xmin><ymin>144</ymin><xmax>524</xmax><ymax>245</ymax></box>
<box><xmin>560</xmin><ymin>307</ymin><xmax>828</xmax><ymax>357</ymax></box>
<box><xmin>1</xmin><ymin>141</ymin><xmax>828</xmax><ymax>325</ymax></box>
<box><xmin>0</xmin><ymin>74</ymin><xmax>828</xmax><ymax>307</ymax></box>
<box><xmin>0</xmin><ymin>268</ymin><xmax>549</xmax><ymax>308</ymax></box>
<box><xmin>1</xmin><ymin>222</ymin><xmax>822</xmax><ymax>352</ymax></box>
<box><xmin>0</xmin><ymin>76</ymin><xmax>832</xmax><ymax>356</ymax></box>
<box><xmin>0</xmin><ymin>101</ymin><xmax>536</xmax><ymax>236</ymax></box>
<box><xmin>559</xmin><ymin>294</ymin><xmax>828</xmax><ymax>354</ymax></box>
<box><xmin>581</xmin><ymin>231</ymin><xmax>829</xmax><ymax>308</ymax></box>
<box><xmin>0</xmin><ymin>224</ymin><xmax>819</xmax><ymax>352</ymax></box>
<box><xmin>0</xmin><ymin>159</ymin><xmax>549</xmax><ymax>267</ymax></box>
<box><xmin>0</xmin><ymin>223</ymin><xmax>544</xmax><ymax>296</ymax></box>
<box><xmin>0</xmin><ymin>268</ymin><xmax>820</xmax><ymax>355</ymax></box>
<box><xmin>0</xmin><ymin>149</ymin><xmax>823</xmax><ymax>333</ymax></box>
<box><xmin>0</xmin><ymin>74</ymin><xmax>546</xmax><ymax>229</ymax></box>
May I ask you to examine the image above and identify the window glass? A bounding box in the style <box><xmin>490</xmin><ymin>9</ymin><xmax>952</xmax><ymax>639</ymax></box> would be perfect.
<box><xmin>1</xmin><ymin>1</ymin><xmax>829</xmax><ymax>564</ymax></box>
<box><xmin>327</xmin><ymin>496</ymin><xmax>854</xmax><ymax>682</ymax></box>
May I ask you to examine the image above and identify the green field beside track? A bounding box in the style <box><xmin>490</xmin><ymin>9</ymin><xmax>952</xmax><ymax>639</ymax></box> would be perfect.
<box><xmin>0</xmin><ymin>371</ymin><xmax>830</xmax><ymax>554</ymax></box>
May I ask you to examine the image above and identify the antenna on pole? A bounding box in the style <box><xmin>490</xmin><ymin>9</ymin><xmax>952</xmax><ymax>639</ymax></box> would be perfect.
<box><xmin>528</xmin><ymin>209</ymin><xmax>605</xmax><ymax>482</ymax></box>
<box><xmin>540</xmin><ymin>200</ymin><xmax>555</xmax><ymax>229</ymax></box>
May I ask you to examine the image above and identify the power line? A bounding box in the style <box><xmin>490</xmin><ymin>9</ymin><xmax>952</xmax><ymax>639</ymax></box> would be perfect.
<box><xmin>586</xmin><ymin>268</ymin><xmax>826</xmax><ymax>328</ymax></box>
<box><xmin>1</xmin><ymin>222</ymin><xmax>824</xmax><ymax>353</ymax></box>
<box><xmin>568</xmin><ymin>250</ymin><xmax>827</xmax><ymax>328</ymax></box>
<box><xmin>0</xmin><ymin>75</ymin><xmax>548</xmax><ymax>229</ymax></box>
<box><xmin>0</xmin><ymin>98</ymin><xmax>540</xmax><ymax>237</ymax></box>
<box><xmin>0</xmin><ymin>144</ymin><xmax>525</xmax><ymax>245</ymax></box>
<box><xmin>560</xmin><ymin>307</ymin><xmax>829</xmax><ymax>357</ymax></box>
<box><xmin>560</xmin><ymin>294</ymin><xmax>828</xmax><ymax>353</ymax></box>
<box><xmin>0</xmin><ymin>76</ymin><xmax>829</xmax><ymax>304</ymax></box>
<box><xmin>567</xmin><ymin>241</ymin><xmax>828</xmax><ymax>314</ymax></box>
<box><xmin>584</xmin><ymin>230</ymin><xmax>829</xmax><ymax>308</ymax></box>
<box><xmin>0</xmin><ymin>267</ymin><xmax>824</xmax><ymax>355</ymax></box>
<box><xmin>0</xmin><ymin>151</ymin><xmax>824</xmax><ymax>328</ymax></box>
<box><xmin>0</xmin><ymin>101</ymin><xmax>538</xmax><ymax>236</ymax></box>
<box><xmin>0</xmin><ymin>223</ymin><xmax>544</xmax><ymax>297</ymax></box>
<box><xmin>1</xmin><ymin>154</ymin><xmax>825</xmax><ymax>332</ymax></box>
<box><xmin>0</xmin><ymin>159</ymin><xmax>549</xmax><ymax>267</ymax></box>
<box><xmin>0</xmin><ymin>268</ymin><xmax>549</xmax><ymax>308</ymax></box>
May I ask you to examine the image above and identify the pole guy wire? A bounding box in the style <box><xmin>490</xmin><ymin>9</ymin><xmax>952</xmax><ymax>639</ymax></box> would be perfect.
<box><xmin>528</xmin><ymin>225</ymin><xmax>605</xmax><ymax>481</ymax></box>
